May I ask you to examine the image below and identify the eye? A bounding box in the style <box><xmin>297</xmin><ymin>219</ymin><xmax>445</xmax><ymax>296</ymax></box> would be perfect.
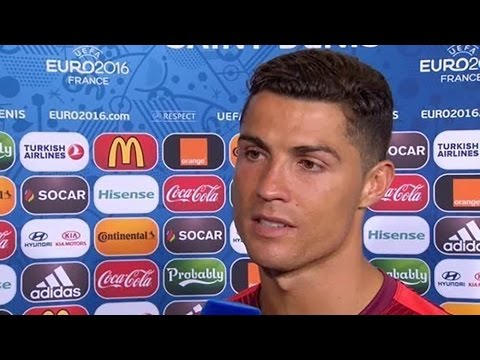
<box><xmin>299</xmin><ymin>159</ymin><xmax>322</xmax><ymax>171</ymax></box>
<box><xmin>245</xmin><ymin>149</ymin><xmax>262</xmax><ymax>160</ymax></box>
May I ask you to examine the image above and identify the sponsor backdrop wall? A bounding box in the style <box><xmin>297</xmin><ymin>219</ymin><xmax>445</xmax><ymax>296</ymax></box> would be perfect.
<box><xmin>0</xmin><ymin>45</ymin><xmax>478</xmax><ymax>315</ymax></box>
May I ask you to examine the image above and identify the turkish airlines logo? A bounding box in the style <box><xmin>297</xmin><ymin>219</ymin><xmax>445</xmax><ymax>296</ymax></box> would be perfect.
<box><xmin>93</xmin><ymin>133</ymin><xmax>158</xmax><ymax>171</ymax></box>
<box><xmin>94</xmin><ymin>260</ymin><xmax>159</xmax><ymax>299</ymax></box>
<box><xmin>0</xmin><ymin>221</ymin><xmax>16</xmax><ymax>261</ymax></box>
<box><xmin>20</xmin><ymin>132</ymin><xmax>89</xmax><ymax>172</ymax></box>
<box><xmin>163</xmin><ymin>175</ymin><xmax>226</xmax><ymax>213</ymax></box>
<box><xmin>21</xmin><ymin>176</ymin><xmax>89</xmax><ymax>215</ymax></box>
<box><xmin>369</xmin><ymin>174</ymin><xmax>429</xmax><ymax>212</ymax></box>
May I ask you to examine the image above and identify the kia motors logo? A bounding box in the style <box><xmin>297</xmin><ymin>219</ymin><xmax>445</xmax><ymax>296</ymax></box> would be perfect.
<box><xmin>21</xmin><ymin>176</ymin><xmax>89</xmax><ymax>215</ymax></box>
<box><xmin>21</xmin><ymin>219</ymin><xmax>90</xmax><ymax>260</ymax></box>
<box><xmin>0</xmin><ymin>220</ymin><xmax>16</xmax><ymax>261</ymax></box>
<box><xmin>387</xmin><ymin>131</ymin><xmax>429</xmax><ymax>170</ymax></box>
<box><xmin>20</xmin><ymin>132</ymin><xmax>89</xmax><ymax>172</ymax></box>
<box><xmin>369</xmin><ymin>174</ymin><xmax>429</xmax><ymax>212</ymax></box>
<box><xmin>93</xmin><ymin>133</ymin><xmax>158</xmax><ymax>171</ymax></box>
<box><xmin>442</xmin><ymin>271</ymin><xmax>461</xmax><ymax>281</ymax></box>
<box><xmin>94</xmin><ymin>260</ymin><xmax>159</xmax><ymax>299</ymax></box>
<box><xmin>24</xmin><ymin>305</ymin><xmax>88</xmax><ymax>315</ymax></box>
<box><xmin>163</xmin><ymin>175</ymin><xmax>226</xmax><ymax>213</ymax></box>
<box><xmin>164</xmin><ymin>217</ymin><xmax>226</xmax><ymax>254</ymax></box>
<box><xmin>21</xmin><ymin>262</ymin><xmax>90</xmax><ymax>303</ymax></box>
<box><xmin>435</xmin><ymin>174</ymin><xmax>480</xmax><ymax>212</ymax></box>
<box><xmin>162</xmin><ymin>133</ymin><xmax>225</xmax><ymax>171</ymax></box>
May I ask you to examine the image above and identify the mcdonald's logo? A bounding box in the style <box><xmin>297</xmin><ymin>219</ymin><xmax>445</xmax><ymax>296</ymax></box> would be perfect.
<box><xmin>93</xmin><ymin>133</ymin><xmax>158</xmax><ymax>171</ymax></box>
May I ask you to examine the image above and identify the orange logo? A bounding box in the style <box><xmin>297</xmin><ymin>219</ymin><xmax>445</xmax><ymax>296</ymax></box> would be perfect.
<box><xmin>180</xmin><ymin>138</ymin><xmax>208</xmax><ymax>167</ymax></box>
<box><xmin>95</xmin><ymin>217</ymin><xmax>159</xmax><ymax>256</ymax></box>
<box><xmin>247</xmin><ymin>262</ymin><xmax>260</xmax><ymax>287</ymax></box>
<box><xmin>441</xmin><ymin>302</ymin><xmax>480</xmax><ymax>315</ymax></box>
<box><xmin>453</xmin><ymin>178</ymin><xmax>480</xmax><ymax>208</ymax></box>
<box><xmin>0</xmin><ymin>176</ymin><xmax>15</xmax><ymax>215</ymax></box>
<box><xmin>229</xmin><ymin>134</ymin><xmax>239</xmax><ymax>167</ymax></box>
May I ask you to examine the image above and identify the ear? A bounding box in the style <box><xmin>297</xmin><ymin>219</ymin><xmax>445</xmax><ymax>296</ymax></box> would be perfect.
<box><xmin>358</xmin><ymin>160</ymin><xmax>395</xmax><ymax>209</ymax></box>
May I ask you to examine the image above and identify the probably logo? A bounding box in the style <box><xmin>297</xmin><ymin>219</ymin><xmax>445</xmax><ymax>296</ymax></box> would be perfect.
<box><xmin>24</xmin><ymin>305</ymin><xmax>88</xmax><ymax>315</ymax></box>
<box><xmin>21</xmin><ymin>219</ymin><xmax>90</xmax><ymax>259</ymax></box>
<box><xmin>21</xmin><ymin>262</ymin><xmax>89</xmax><ymax>303</ymax></box>
<box><xmin>435</xmin><ymin>217</ymin><xmax>480</xmax><ymax>255</ymax></box>
<box><xmin>363</xmin><ymin>216</ymin><xmax>429</xmax><ymax>255</ymax></box>
<box><xmin>229</xmin><ymin>134</ymin><xmax>239</xmax><ymax>167</ymax></box>
<box><xmin>163</xmin><ymin>175</ymin><xmax>226</xmax><ymax>213</ymax></box>
<box><xmin>0</xmin><ymin>132</ymin><xmax>15</xmax><ymax>171</ymax></box>
<box><xmin>93</xmin><ymin>133</ymin><xmax>158</xmax><ymax>171</ymax></box>
<box><xmin>94</xmin><ymin>175</ymin><xmax>159</xmax><ymax>214</ymax></box>
<box><xmin>434</xmin><ymin>259</ymin><xmax>480</xmax><ymax>299</ymax></box>
<box><xmin>434</xmin><ymin>174</ymin><xmax>480</xmax><ymax>212</ymax></box>
<box><xmin>433</xmin><ymin>130</ymin><xmax>480</xmax><ymax>170</ymax></box>
<box><xmin>163</xmin><ymin>258</ymin><xmax>226</xmax><ymax>296</ymax></box>
<box><xmin>20</xmin><ymin>132</ymin><xmax>89</xmax><ymax>172</ymax></box>
<box><xmin>387</xmin><ymin>132</ymin><xmax>429</xmax><ymax>170</ymax></box>
<box><xmin>162</xmin><ymin>133</ymin><xmax>225</xmax><ymax>171</ymax></box>
<box><xmin>230</xmin><ymin>258</ymin><xmax>260</xmax><ymax>293</ymax></box>
<box><xmin>230</xmin><ymin>221</ymin><xmax>247</xmax><ymax>254</ymax></box>
<box><xmin>94</xmin><ymin>301</ymin><xmax>159</xmax><ymax>315</ymax></box>
<box><xmin>441</xmin><ymin>302</ymin><xmax>480</xmax><ymax>315</ymax></box>
<box><xmin>0</xmin><ymin>265</ymin><xmax>16</xmax><ymax>305</ymax></box>
<box><xmin>0</xmin><ymin>176</ymin><xmax>15</xmax><ymax>216</ymax></box>
<box><xmin>369</xmin><ymin>174</ymin><xmax>429</xmax><ymax>212</ymax></box>
<box><xmin>0</xmin><ymin>221</ymin><xmax>16</xmax><ymax>261</ymax></box>
<box><xmin>94</xmin><ymin>260</ymin><xmax>159</xmax><ymax>299</ymax></box>
<box><xmin>370</xmin><ymin>258</ymin><xmax>430</xmax><ymax>295</ymax></box>
<box><xmin>21</xmin><ymin>176</ymin><xmax>89</xmax><ymax>215</ymax></box>
<box><xmin>163</xmin><ymin>217</ymin><xmax>226</xmax><ymax>254</ymax></box>
<box><xmin>163</xmin><ymin>300</ymin><xmax>206</xmax><ymax>315</ymax></box>
<box><xmin>94</xmin><ymin>217</ymin><xmax>159</xmax><ymax>256</ymax></box>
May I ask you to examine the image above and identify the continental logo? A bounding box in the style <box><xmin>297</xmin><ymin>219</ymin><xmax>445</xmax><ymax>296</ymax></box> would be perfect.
<box><xmin>95</xmin><ymin>217</ymin><xmax>159</xmax><ymax>256</ymax></box>
<box><xmin>21</xmin><ymin>176</ymin><xmax>89</xmax><ymax>215</ymax></box>
<box><xmin>163</xmin><ymin>217</ymin><xmax>226</xmax><ymax>255</ymax></box>
<box><xmin>162</xmin><ymin>133</ymin><xmax>225</xmax><ymax>171</ymax></box>
<box><xmin>0</xmin><ymin>176</ymin><xmax>15</xmax><ymax>216</ymax></box>
<box><xmin>370</xmin><ymin>258</ymin><xmax>430</xmax><ymax>295</ymax></box>
<box><xmin>230</xmin><ymin>258</ymin><xmax>260</xmax><ymax>293</ymax></box>
<box><xmin>441</xmin><ymin>302</ymin><xmax>480</xmax><ymax>315</ymax></box>
<box><xmin>93</xmin><ymin>133</ymin><xmax>158</xmax><ymax>171</ymax></box>
<box><xmin>163</xmin><ymin>300</ymin><xmax>206</xmax><ymax>315</ymax></box>
<box><xmin>24</xmin><ymin>305</ymin><xmax>88</xmax><ymax>315</ymax></box>
<box><xmin>0</xmin><ymin>220</ymin><xmax>16</xmax><ymax>261</ymax></box>
<box><xmin>163</xmin><ymin>258</ymin><xmax>226</xmax><ymax>296</ymax></box>
<box><xmin>94</xmin><ymin>301</ymin><xmax>159</xmax><ymax>315</ymax></box>
<box><xmin>434</xmin><ymin>174</ymin><xmax>480</xmax><ymax>212</ymax></box>
<box><xmin>229</xmin><ymin>133</ymin><xmax>239</xmax><ymax>167</ymax></box>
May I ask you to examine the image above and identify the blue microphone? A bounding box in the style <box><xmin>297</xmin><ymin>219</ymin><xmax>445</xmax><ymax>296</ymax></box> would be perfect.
<box><xmin>201</xmin><ymin>299</ymin><xmax>262</xmax><ymax>315</ymax></box>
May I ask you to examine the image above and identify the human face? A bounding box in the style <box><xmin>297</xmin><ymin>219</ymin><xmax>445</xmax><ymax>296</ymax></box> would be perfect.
<box><xmin>232</xmin><ymin>91</ymin><xmax>367</xmax><ymax>273</ymax></box>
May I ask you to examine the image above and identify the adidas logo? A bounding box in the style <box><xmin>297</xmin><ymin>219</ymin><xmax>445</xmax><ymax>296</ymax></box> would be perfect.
<box><xmin>443</xmin><ymin>220</ymin><xmax>480</xmax><ymax>253</ymax></box>
<box><xmin>29</xmin><ymin>266</ymin><xmax>82</xmax><ymax>301</ymax></box>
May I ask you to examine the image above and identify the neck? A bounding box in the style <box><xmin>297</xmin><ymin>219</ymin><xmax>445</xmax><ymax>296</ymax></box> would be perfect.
<box><xmin>258</xmin><ymin>241</ymin><xmax>384</xmax><ymax>315</ymax></box>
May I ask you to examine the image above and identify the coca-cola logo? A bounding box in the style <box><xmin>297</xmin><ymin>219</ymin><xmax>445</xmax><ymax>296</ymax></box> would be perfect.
<box><xmin>370</xmin><ymin>174</ymin><xmax>429</xmax><ymax>212</ymax></box>
<box><xmin>0</xmin><ymin>221</ymin><xmax>16</xmax><ymax>261</ymax></box>
<box><xmin>163</xmin><ymin>175</ymin><xmax>226</xmax><ymax>212</ymax></box>
<box><xmin>94</xmin><ymin>260</ymin><xmax>159</xmax><ymax>299</ymax></box>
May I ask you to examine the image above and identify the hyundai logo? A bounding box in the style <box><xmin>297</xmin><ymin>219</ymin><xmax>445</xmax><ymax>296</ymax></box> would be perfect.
<box><xmin>28</xmin><ymin>231</ymin><xmax>48</xmax><ymax>242</ymax></box>
<box><xmin>442</xmin><ymin>271</ymin><xmax>461</xmax><ymax>281</ymax></box>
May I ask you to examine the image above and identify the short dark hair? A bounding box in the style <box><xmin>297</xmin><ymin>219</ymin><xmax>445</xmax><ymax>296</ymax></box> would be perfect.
<box><xmin>241</xmin><ymin>49</ymin><xmax>394</xmax><ymax>171</ymax></box>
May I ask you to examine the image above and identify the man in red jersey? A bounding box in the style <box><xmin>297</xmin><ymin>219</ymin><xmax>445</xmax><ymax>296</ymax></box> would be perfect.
<box><xmin>229</xmin><ymin>49</ymin><xmax>448</xmax><ymax>315</ymax></box>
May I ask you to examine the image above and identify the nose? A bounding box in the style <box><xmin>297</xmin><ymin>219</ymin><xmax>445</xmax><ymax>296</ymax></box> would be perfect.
<box><xmin>256</xmin><ymin>161</ymin><xmax>291</xmax><ymax>202</ymax></box>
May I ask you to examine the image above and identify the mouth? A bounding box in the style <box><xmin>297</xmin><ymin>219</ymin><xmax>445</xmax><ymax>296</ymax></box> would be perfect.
<box><xmin>252</xmin><ymin>215</ymin><xmax>295</xmax><ymax>228</ymax></box>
